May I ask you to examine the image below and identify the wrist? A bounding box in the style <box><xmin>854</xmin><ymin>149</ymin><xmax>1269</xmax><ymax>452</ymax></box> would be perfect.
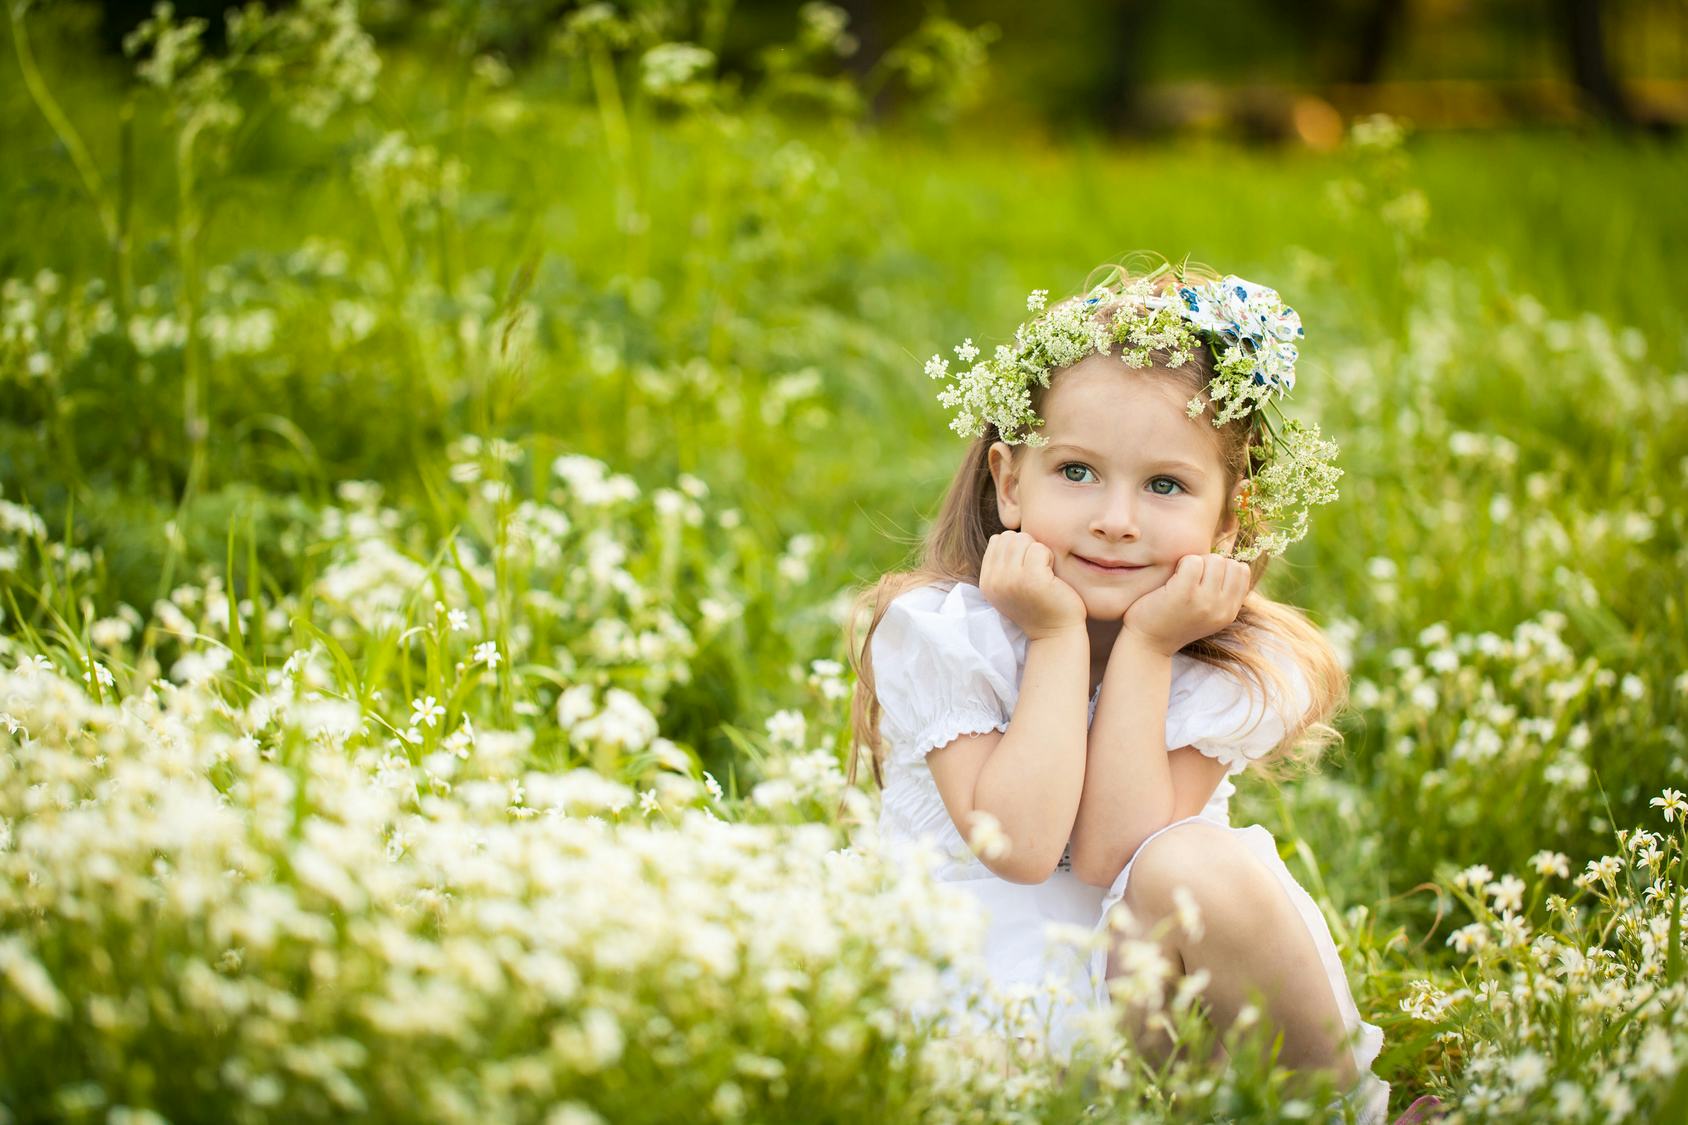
<box><xmin>1026</xmin><ymin>622</ymin><xmax>1088</xmax><ymax>644</ymax></box>
<box><xmin>1115</xmin><ymin>625</ymin><xmax>1179</xmax><ymax>660</ymax></box>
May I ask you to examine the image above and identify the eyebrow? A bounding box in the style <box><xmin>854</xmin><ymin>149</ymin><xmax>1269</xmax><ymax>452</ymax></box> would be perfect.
<box><xmin>1041</xmin><ymin>442</ymin><xmax>1210</xmax><ymax>481</ymax></box>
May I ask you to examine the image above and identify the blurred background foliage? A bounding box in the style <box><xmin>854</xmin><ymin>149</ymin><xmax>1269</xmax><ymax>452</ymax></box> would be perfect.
<box><xmin>74</xmin><ymin>0</ymin><xmax>1688</xmax><ymax>136</ymax></box>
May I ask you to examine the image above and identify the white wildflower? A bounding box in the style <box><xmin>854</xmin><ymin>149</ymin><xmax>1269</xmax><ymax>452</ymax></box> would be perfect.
<box><xmin>1487</xmin><ymin>874</ymin><xmax>1526</xmax><ymax>914</ymax></box>
<box><xmin>410</xmin><ymin>695</ymin><xmax>445</xmax><ymax>728</ymax></box>
<box><xmin>1650</xmin><ymin>788</ymin><xmax>1687</xmax><ymax>823</ymax></box>
<box><xmin>1454</xmin><ymin>864</ymin><xmax>1494</xmax><ymax>892</ymax></box>
<box><xmin>764</xmin><ymin>709</ymin><xmax>807</xmax><ymax>750</ymax></box>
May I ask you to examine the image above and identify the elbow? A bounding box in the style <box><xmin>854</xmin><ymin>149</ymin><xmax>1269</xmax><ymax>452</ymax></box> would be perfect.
<box><xmin>984</xmin><ymin>852</ymin><xmax>1058</xmax><ymax>886</ymax></box>
<box><xmin>1073</xmin><ymin>798</ymin><xmax>1187</xmax><ymax>887</ymax></box>
<box><xmin>1071</xmin><ymin>823</ymin><xmax>1176</xmax><ymax>888</ymax></box>
<box><xmin>981</xmin><ymin>841</ymin><xmax>1066</xmax><ymax>886</ymax></box>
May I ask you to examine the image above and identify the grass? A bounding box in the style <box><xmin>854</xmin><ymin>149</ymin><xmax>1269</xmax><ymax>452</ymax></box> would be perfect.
<box><xmin>2</xmin><ymin>2</ymin><xmax>1687</xmax><ymax>1121</ymax></box>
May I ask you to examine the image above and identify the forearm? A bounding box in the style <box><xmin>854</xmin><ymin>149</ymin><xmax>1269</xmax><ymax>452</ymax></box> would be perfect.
<box><xmin>1068</xmin><ymin>634</ymin><xmax>1176</xmax><ymax>886</ymax></box>
<box><xmin>971</xmin><ymin>626</ymin><xmax>1089</xmax><ymax>881</ymax></box>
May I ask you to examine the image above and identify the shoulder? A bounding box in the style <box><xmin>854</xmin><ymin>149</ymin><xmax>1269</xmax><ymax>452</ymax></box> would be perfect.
<box><xmin>1167</xmin><ymin>626</ymin><xmax>1312</xmax><ymax>768</ymax></box>
<box><xmin>882</xmin><ymin>581</ymin><xmax>1027</xmax><ymax>645</ymax></box>
<box><xmin>885</xmin><ymin>579</ymin><xmax>996</xmax><ymax>616</ymax></box>
<box><xmin>871</xmin><ymin>580</ymin><xmax>1027</xmax><ymax>751</ymax></box>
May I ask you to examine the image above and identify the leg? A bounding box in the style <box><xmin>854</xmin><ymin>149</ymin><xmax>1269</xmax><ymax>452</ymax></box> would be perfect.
<box><xmin>1102</xmin><ymin>889</ymin><xmax>1222</xmax><ymax>1070</ymax></box>
<box><xmin>1103</xmin><ymin>822</ymin><xmax>1361</xmax><ymax>1090</ymax></box>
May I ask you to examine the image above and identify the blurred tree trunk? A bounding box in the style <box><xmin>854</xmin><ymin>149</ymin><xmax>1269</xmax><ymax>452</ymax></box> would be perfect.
<box><xmin>1098</xmin><ymin>0</ymin><xmax>1152</xmax><ymax>134</ymax></box>
<box><xmin>1560</xmin><ymin>0</ymin><xmax>1639</xmax><ymax>125</ymax></box>
<box><xmin>835</xmin><ymin>0</ymin><xmax>890</xmax><ymax>119</ymax></box>
<box><xmin>1347</xmin><ymin>0</ymin><xmax>1405</xmax><ymax>83</ymax></box>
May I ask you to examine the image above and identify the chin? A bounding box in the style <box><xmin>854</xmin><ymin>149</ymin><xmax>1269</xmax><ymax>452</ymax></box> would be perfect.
<box><xmin>1077</xmin><ymin>591</ymin><xmax>1133</xmax><ymax>619</ymax></box>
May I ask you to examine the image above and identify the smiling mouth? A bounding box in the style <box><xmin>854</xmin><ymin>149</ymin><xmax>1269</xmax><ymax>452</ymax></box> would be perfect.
<box><xmin>1077</xmin><ymin>557</ymin><xmax>1148</xmax><ymax>574</ymax></box>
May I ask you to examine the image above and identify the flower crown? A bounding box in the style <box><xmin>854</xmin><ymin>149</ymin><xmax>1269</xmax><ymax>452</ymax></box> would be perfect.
<box><xmin>922</xmin><ymin>258</ymin><xmax>1341</xmax><ymax>562</ymax></box>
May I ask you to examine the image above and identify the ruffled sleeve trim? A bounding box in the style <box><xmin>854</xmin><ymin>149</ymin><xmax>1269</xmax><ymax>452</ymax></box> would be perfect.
<box><xmin>911</xmin><ymin>712</ymin><xmax>1012</xmax><ymax>760</ymax></box>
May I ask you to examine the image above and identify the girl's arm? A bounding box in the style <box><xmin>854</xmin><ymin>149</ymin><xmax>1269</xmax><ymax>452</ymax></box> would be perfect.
<box><xmin>1065</xmin><ymin>633</ymin><xmax>1228</xmax><ymax>887</ymax></box>
<box><xmin>927</xmin><ymin>625</ymin><xmax>1089</xmax><ymax>884</ymax></box>
<box><xmin>1067</xmin><ymin>554</ymin><xmax>1248</xmax><ymax>887</ymax></box>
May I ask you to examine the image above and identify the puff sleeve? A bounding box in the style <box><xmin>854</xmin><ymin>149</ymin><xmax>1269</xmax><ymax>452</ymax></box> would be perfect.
<box><xmin>870</xmin><ymin>582</ymin><xmax>1026</xmax><ymax>762</ymax></box>
<box><xmin>1164</xmin><ymin>633</ymin><xmax>1313</xmax><ymax>772</ymax></box>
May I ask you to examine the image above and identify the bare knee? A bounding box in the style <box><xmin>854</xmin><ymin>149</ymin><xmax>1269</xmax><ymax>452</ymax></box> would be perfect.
<box><xmin>1122</xmin><ymin>822</ymin><xmax>1278</xmax><ymax>926</ymax></box>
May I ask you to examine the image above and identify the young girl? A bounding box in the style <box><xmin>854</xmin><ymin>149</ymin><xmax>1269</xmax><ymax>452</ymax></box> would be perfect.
<box><xmin>845</xmin><ymin>256</ymin><xmax>1394</xmax><ymax>1122</ymax></box>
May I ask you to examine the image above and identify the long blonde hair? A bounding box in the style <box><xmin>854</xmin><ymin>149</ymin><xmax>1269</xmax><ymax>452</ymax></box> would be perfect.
<box><xmin>843</xmin><ymin>260</ymin><xmax>1348</xmax><ymax>794</ymax></box>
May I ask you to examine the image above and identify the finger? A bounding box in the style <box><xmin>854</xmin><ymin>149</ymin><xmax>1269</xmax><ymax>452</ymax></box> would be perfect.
<box><xmin>1016</xmin><ymin>534</ymin><xmax>1046</xmax><ymax>569</ymax></box>
<box><xmin>1222</xmin><ymin>559</ymin><xmax>1250</xmax><ymax>601</ymax></box>
<box><xmin>1205</xmin><ymin>555</ymin><xmax>1233</xmax><ymax>593</ymax></box>
<box><xmin>1198</xmin><ymin>554</ymin><xmax>1227</xmax><ymax>591</ymax></box>
<box><xmin>1173</xmin><ymin>555</ymin><xmax>1204</xmax><ymax>588</ymax></box>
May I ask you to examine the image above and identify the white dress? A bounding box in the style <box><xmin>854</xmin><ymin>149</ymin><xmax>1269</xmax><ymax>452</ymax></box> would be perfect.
<box><xmin>871</xmin><ymin>580</ymin><xmax>1390</xmax><ymax>1123</ymax></box>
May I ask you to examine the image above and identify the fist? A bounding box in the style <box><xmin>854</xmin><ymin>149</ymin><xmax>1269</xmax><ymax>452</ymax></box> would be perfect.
<box><xmin>979</xmin><ymin>531</ymin><xmax>1087</xmax><ymax>641</ymax></box>
<box><xmin>1121</xmin><ymin>554</ymin><xmax>1251</xmax><ymax>656</ymax></box>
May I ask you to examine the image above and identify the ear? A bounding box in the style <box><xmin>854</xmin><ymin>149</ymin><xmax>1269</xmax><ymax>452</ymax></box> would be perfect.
<box><xmin>1213</xmin><ymin>482</ymin><xmax>1244</xmax><ymax>553</ymax></box>
<box><xmin>987</xmin><ymin>441</ymin><xmax>1022</xmax><ymax>531</ymax></box>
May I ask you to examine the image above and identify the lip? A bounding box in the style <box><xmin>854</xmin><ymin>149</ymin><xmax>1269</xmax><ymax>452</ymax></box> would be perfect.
<box><xmin>1077</xmin><ymin>556</ymin><xmax>1149</xmax><ymax>574</ymax></box>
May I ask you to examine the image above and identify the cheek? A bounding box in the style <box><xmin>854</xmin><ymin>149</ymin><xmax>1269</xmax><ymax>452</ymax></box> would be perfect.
<box><xmin>1171</xmin><ymin>505</ymin><xmax>1223</xmax><ymax>548</ymax></box>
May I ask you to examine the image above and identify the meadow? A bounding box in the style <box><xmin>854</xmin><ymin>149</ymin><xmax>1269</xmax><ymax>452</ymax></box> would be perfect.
<box><xmin>3</xmin><ymin>2</ymin><xmax>1688</xmax><ymax>1121</ymax></box>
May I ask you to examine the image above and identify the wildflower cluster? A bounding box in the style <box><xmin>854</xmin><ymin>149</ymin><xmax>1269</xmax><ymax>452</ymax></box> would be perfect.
<box><xmin>0</xmin><ymin>650</ymin><xmax>1060</xmax><ymax>1121</ymax></box>
<box><xmin>1348</xmin><ymin>611</ymin><xmax>1679</xmax><ymax>890</ymax></box>
<box><xmin>1396</xmin><ymin>792</ymin><xmax>1688</xmax><ymax>1121</ymax></box>
<box><xmin>125</xmin><ymin>0</ymin><xmax>379</xmax><ymax>131</ymax></box>
<box><xmin>923</xmin><ymin>258</ymin><xmax>1339</xmax><ymax>560</ymax></box>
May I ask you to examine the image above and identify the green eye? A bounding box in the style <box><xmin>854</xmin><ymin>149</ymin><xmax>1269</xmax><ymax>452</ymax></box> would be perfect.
<box><xmin>1150</xmin><ymin>477</ymin><xmax>1184</xmax><ymax>496</ymax></box>
<box><xmin>1059</xmin><ymin>463</ymin><xmax>1095</xmax><ymax>483</ymax></box>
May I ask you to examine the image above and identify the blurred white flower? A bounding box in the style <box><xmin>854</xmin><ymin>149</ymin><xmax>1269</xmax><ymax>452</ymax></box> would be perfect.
<box><xmin>1170</xmin><ymin>885</ymin><xmax>1204</xmax><ymax>942</ymax></box>
<box><xmin>750</xmin><ymin>778</ymin><xmax>798</xmax><ymax>809</ymax></box>
<box><xmin>572</xmin><ymin>688</ymin><xmax>658</xmax><ymax>753</ymax></box>
<box><xmin>90</xmin><ymin>617</ymin><xmax>133</xmax><ymax>648</ymax></box>
<box><xmin>639</xmin><ymin>42</ymin><xmax>714</xmax><ymax>96</ymax></box>
<box><xmin>764</xmin><ymin>709</ymin><xmax>806</xmax><ymax>750</ymax></box>
<box><xmin>1486</xmin><ymin>874</ymin><xmax>1525</xmax><ymax>914</ymax></box>
<box><xmin>553</xmin><ymin>454</ymin><xmax>639</xmax><ymax>506</ymax></box>
<box><xmin>1447</xmin><ymin>923</ymin><xmax>1489</xmax><ymax>954</ymax></box>
<box><xmin>556</xmin><ymin>684</ymin><xmax>596</xmax><ymax>729</ymax></box>
<box><xmin>964</xmin><ymin>810</ymin><xmax>1010</xmax><ymax>862</ymax></box>
<box><xmin>1453</xmin><ymin>864</ymin><xmax>1493</xmax><ymax>891</ymax></box>
<box><xmin>807</xmin><ymin>658</ymin><xmax>850</xmax><ymax>701</ymax></box>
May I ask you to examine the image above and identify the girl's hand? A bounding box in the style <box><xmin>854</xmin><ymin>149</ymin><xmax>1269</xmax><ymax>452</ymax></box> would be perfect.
<box><xmin>1121</xmin><ymin>554</ymin><xmax>1251</xmax><ymax>656</ymax></box>
<box><xmin>979</xmin><ymin>531</ymin><xmax>1088</xmax><ymax>641</ymax></box>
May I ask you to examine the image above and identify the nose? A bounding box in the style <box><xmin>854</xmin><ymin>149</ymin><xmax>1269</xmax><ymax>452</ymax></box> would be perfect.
<box><xmin>1091</xmin><ymin>485</ymin><xmax>1139</xmax><ymax>540</ymax></box>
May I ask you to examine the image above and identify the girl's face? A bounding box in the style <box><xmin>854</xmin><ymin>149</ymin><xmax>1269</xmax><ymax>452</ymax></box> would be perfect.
<box><xmin>987</xmin><ymin>353</ymin><xmax>1242</xmax><ymax>623</ymax></box>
